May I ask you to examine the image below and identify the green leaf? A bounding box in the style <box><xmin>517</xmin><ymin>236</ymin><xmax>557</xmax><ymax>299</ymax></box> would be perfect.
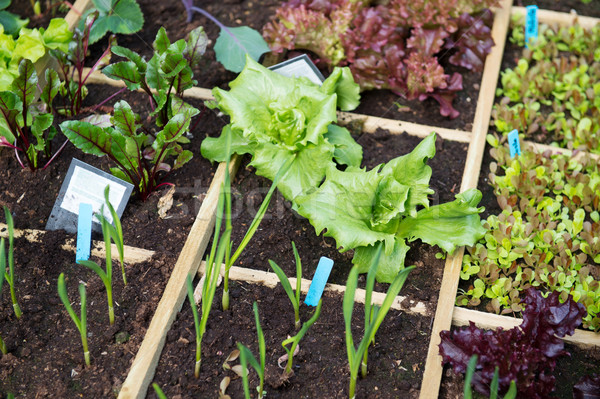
<box><xmin>13</xmin><ymin>58</ymin><xmax>37</xmax><ymax>106</ymax></box>
<box><xmin>324</xmin><ymin>124</ymin><xmax>362</xmax><ymax>167</ymax></box>
<box><xmin>173</xmin><ymin>149</ymin><xmax>192</xmax><ymax>170</ymax></box>
<box><xmin>0</xmin><ymin>91</ymin><xmax>21</xmax><ymax>142</ymax></box>
<box><xmin>111</xmin><ymin>45</ymin><xmax>146</xmax><ymax>72</ymax></box>
<box><xmin>396</xmin><ymin>188</ymin><xmax>486</xmax><ymax>253</ymax></box>
<box><xmin>161</xmin><ymin>52</ymin><xmax>187</xmax><ymax>78</ymax></box>
<box><xmin>41</xmin><ymin>18</ymin><xmax>73</xmax><ymax>52</ymax></box>
<box><xmin>0</xmin><ymin>0</ymin><xmax>11</xmax><ymax>10</ymax></box>
<box><xmin>92</xmin><ymin>0</ymin><xmax>112</xmax><ymax>13</ymax></box>
<box><xmin>214</xmin><ymin>26</ymin><xmax>270</xmax><ymax>73</ymax></box>
<box><xmin>0</xmin><ymin>10</ymin><xmax>28</xmax><ymax>36</ymax></box>
<box><xmin>352</xmin><ymin>239</ymin><xmax>411</xmax><ymax>283</ymax></box>
<box><xmin>184</xmin><ymin>26</ymin><xmax>208</xmax><ymax>68</ymax></box>
<box><xmin>60</xmin><ymin>120</ymin><xmax>113</xmax><ymax>157</ymax></box>
<box><xmin>102</xmin><ymin>61</ymin><xmax>142</xmax><ymax>90</ymax></box>
<box><xmin>320</xmin><ymin>67</ymin><xmax>360</xmax><ymax>111</ymax></box>
<box><xmin>41</xmin><ymin>68</ymin><xmax>60</xmax><ymax>108</ymax></box>
<box><xmin>153</xmin><ymin>27</ymin><xmax>170</xmax><ymax>54</ymax></box>
<box><xmin>30</xmin><ymin>113</ymin><xmax>53</xmax><ymax>141</ymax></box>
<box><xmin>110</xmin><ymin>0</ymin><xmax>143</xmax><ymax>34</ymax></box>
<box><xmin>111</xmin><ymin>100</ymin><xmax>139</xmax><ymax>137</ymax></box>
<box><xmin>13</xmin><ymin>27</ymin><xmax>46</xmax><ymax>62</ymax></box>
<box><xmin>201</xmin><ymin>125</ymin><xmax>253</xmax><ymax>162</ymax></box>
<box><xmin>294</xmin><ymin>165</ymin><xmax>393</xmax><ymax>252</ymax></box>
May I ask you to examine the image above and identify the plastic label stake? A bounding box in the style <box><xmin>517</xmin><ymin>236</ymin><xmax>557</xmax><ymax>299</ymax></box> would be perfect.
<box><xmin>525</xmin><ymin>5</ymin><xmax>538</xmax><ymax>48</ymax></box>
<box><xmin>508</xmin><ymin>129</ymin><xmax>522</xmax><ymax>158</ymax></box>
<box><xmin>304</xmin><ymin>257</ymin><xmax>334</xmax><ymax>306</ymax></box>
<box><xmin>76</xmin><ymin>203</ymin><xmax>93</xmax><ymax>262</ymax></box>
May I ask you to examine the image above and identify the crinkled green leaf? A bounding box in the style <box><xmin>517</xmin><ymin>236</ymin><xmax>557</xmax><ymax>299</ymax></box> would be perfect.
<box><xmin>324</xmin><ymin>124</ymin><xmax>362</xmax><ymax>167</ymax></box>
<box><xmin>201</xmin><ymin>125</ymin><xmax>253</xmax><ymax>162</ymax></box>
<box><xmin>294</xmin><ymin>165</ymin><xmax>393</xmax><ymax>251</ymax></box>
<box><xmin>353</xmin><ymin>239</ymin><xmax>410</xmax><ymax>283</ymax></box>
<box><xmin>396</xmin><ymin>188</ymin><xmax>486</xmax><ymax>253</ymax></box>
<box><xmin>320</xmin><ymin>67</ymin><xmax>360</xmax><ymax>111</ymax></box>
<box><xmin>41</xmin><ymin>18</ymin><xmax>72</xmax><ymax>52</ymax></box>
<box><xmin>372</xmin><ymin>175</ymin><xmax>409</xmax><ymax>228</ymax></box>
<box><xmin>13</xmin><ymin>28</ymin><xmax>45</xmax><ymax>63</ymax></box>
<box><xmin>250</xmin><ymin>137</ymin><xmax>334</xmax><ymax>200</ymax></box>
<box><xmin>214</xmin><ymin>26</ymin><xmax>270</xmax><ymax>73</ymax></box>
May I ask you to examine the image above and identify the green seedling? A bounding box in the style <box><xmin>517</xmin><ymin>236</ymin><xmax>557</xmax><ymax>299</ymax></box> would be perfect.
<box><xmin>344</xmin><ymin>243</ymin><xmax>414</xmax><ymax>399</ymax></box>
<box><xmin>96</xmin><ymin>185</ymin><xmax>126</xmax><ymax>285</ymax></box>
<box><xmin>0</xmin><ymin>238</ymin><xmax>7</xmax><ymax>354</ymax></box>
<box><xmin>152</xmin><ymin>383</ymin><xmax>168</xmax><ymax>399</ymax></box>
<box><xmin>77</xmin><ymin>216</ymin><xmax>115</xmax><ymax>325</ymax></box>
<box><xmin>268</xmin><ymin>241</ymin><xmax>302</xmax><ymax>329</ymax></box>
<box><xmin>237</xmin><ymin>302</ymin><xmax>266</xmax><ymax>399</ymax></box>
<box><xmin>3</xmin><ymin>206</ymin><xmax>21</xmax><ymax>318</ymax></box>
<box><xmin>464</xmin><ymin>355</ymin><xmax>517</xmax><ymax>399</ymax></box>
<box><xmin>57</xmin><ymin>273</ymin><xmax>90</xmax><ymax>366</ymax></box>
<box><xmin>281</xmin><ymin>299</ymin><xmax>322</xmax><ymax>375</ymax></box>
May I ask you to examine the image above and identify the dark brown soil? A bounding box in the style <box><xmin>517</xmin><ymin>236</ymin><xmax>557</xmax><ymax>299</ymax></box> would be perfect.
<box><xmin>0</xmin><ymin>231</ymin><xmax>177</xmax><ymax>398</ymax></box>
<box><xmin>151</xmin><ymin>280</ymin><xmax>432</xmax><ymax>398</ymax></box>
<box><xmin>224</xmin><ymin>132</ymin><xmax>467</xmax><ymax>310</ymax></box>
<box><xmin>0</xmin><ymin>84</ymin><xmax>223</xmax><ymax>255</ymax></box>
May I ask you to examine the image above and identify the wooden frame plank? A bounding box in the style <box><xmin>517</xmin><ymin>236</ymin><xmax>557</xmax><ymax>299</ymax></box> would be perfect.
<box><xmin>118</xmin><ymin>157</ymin><xmax>240</xmax><ymax>399</ymax></box>
<box><xmin>512</xmin><ymin>6</ymin><xmax>600</xmax><ymax>29</ymax></box>
<box><xmin>419</xmin><ymin>1</ymin><xmax>514</xmax><ymax>397</ymax></box>
<box><xmin>198</xmin><ymin>262</ymin><xmax>430</xmax><ymax>316</ymax></box>
<box><xmin>0</xmin><ymin>223</ymin><xmax>154</xmax><ymax>264</ymax></box>
<box><xmin>453</xmin><ymin>307</ymin><xmax>600</xmax><ymax>348</ymax></box>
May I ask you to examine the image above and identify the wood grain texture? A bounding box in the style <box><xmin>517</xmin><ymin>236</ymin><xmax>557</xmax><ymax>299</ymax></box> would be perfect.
<box><xmin>512</xmin><ymin>6</ymin><xmax>600</xmax><ymax>29</ymax></box>
<box><xmin>118</xmin><ymin>157</ymin><xmax>240</xmax><ymax>399</ymax></box>
<box><xmin>419</xmin><ymin>1</ymin><xmax>514</xmax><ymax>397</ymax></box>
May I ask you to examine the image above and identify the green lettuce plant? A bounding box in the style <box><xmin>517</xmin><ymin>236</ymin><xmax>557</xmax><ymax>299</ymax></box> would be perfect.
<box><xmin>0</xmin><ymin>18</ymin><xmax>71</xmax><ymax>90</ymax></box>
<box><xmin>344</xmin><ymin>243</ymin><xmax>414</xmax><ymax>399</ymax></box>
<box><xmin>57</xmin><ymin>273</ymin><xmax>90</xmax><ymax>366</ymax></box>
<box><xmin>77</xmin><ymin>215</ymin><xmax>116</xmax><ymax>325</ymax></box>
<box><xmin>458</xmin><ymin>135</ymin><xmax>600</xmax><ymax>330</ymax></box>
<box><xmin>295</xmin><ymin>133</ymin><xmax>487</xmax><ymax>283</ymax></box>
<box><xmin>60</xmin><ymin>27</ymin><xmax>206</xmax><ymax>199</ymax></box>
<box><xmin>79</xmin><ymin>0</ymin><xmax>144</xmax><ymax>44</ymax></box>
<box><xmin>238</xmin><ymin>302</ymin><xmax>266</xmax><ymax>399</ymax></box>
<box><xmin>0</xmin><ymin>0</ymin><xmax>28</xmax><ymax>35</ymax></box>
<box><xmin>2</xmin><ymin>206</ymin><xmax>21</xmax><ymax>318</ymax></box>
<box><xmin>201</xmin><ymin>55</ymin><xmax>362</xmax><ymax>202</ymax></box>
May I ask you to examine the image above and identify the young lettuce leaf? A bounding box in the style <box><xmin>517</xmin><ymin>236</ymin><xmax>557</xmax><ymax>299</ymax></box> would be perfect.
<box><xmin>201</xmin><ymin>55</ymin><xmax>361</xmax><ymax>201</ymax></box>
<box><xmin>294</xmin><ymin>133</ymin><xmax>486</xmax><ymax>283</ymax></box>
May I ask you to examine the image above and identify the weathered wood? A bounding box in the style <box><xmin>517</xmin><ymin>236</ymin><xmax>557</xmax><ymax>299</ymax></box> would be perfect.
<box><xmin>198</xmin><ymin>262</ymin><xmax>430</xmax><ymax>316</ymax></box>
<box><xmin>0</xmin><ymin>223</ymin><xmax>154</xmax><ymax>264</ymax></box>
<box><xmin>512</xmin><ymin>6</ymin><xmax>600</xmax><ymax>29</ymax></box>
<box><xmin>118</xmin><ymin>157</ymin><xmax>240</xmax><ymax>399</ymax></box>
<box><xmin>419</xmin><ymin>1</ymin><xmax>514</xmax><ymax>397</ymax></box>
<box><xmin>453</xmin><ymin>307</ymin><xmax>600</xmax><ymax>348</ymax></box>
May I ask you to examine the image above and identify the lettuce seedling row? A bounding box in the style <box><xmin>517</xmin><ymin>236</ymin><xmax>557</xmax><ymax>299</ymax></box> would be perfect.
<box><xmin>3</xmin><ymin>0</ymin><xmax>600</xmax><ymax>398</ymax></box>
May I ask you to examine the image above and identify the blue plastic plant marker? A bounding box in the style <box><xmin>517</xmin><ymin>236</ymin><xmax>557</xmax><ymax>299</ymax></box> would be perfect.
<box><xmin>76</xmin><ymin>203</ymin><xmax>93</xmax><ymax>262</ymax></box>
<box><xmin>508</xmin><ymin>129</ymin><xmax>522</xmax><ymax>158</ymax></box>
<box><xmin>304</xmin><ymin>257</ymin><xmax>334</xmax><ymax>306</ymax></box>
<box><xmin>525</xmin><ymin>5</ymin><xmax>538</xmax><ymax>48</ymax></box>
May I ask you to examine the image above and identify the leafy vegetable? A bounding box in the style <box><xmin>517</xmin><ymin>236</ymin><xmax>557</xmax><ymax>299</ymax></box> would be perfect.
<box><xmin>295</xmin><ymin>133</ymin><xmax>486</xmax><ymax>282</ymax></box>
<box><xmin>180</xmin><ymin>0</ymin><xmax>270</xmax><ymax>72</ymax></box>
<box><xmin>263</xmin><ymin>0</ymin><xmax>498</xmax><ymax>118</ymax></box>
<box><xmin>0</xmin><ymin>0</ymin><xmax>28</xmax><ymax>36</ymax></box>
<box><xmin>0</xmin><ymin>18</ymin><xmax>72</xmax><ymax>90</ymax></box>
<box><xmin>60</xmin><ymin>27</ymin><xmax>204</xmax><ymax>199</ymax></box>
<box><xmin>201</xmin><ymin>55</ymin><xmax>362</xmax><ymax>201</ymax></box>
<box><xmin>79</xmin><ymin>0</ymin><xmax>144</xmax><ymax>44</ymax></box>
<box><xmin>440</xmin><ymin>287</ymin><xmax>586</xmax><ymax>398</ymax></box>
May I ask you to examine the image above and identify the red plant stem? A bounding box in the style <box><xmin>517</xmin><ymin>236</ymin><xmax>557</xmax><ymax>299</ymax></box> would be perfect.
<box><xmin>43</xmin><ymin>139</ymin><xmax>69</xmax><ymax>170</ymax></box>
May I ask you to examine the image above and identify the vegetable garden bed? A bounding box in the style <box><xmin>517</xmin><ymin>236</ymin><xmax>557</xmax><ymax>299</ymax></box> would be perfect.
<box><xmin>3</xmin><ymin>0</ymin><xmax>600</xmax><ymax>398</ymax></box>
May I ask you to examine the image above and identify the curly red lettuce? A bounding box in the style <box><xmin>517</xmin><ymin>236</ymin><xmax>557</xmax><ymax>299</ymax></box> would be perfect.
<box><xmin>439</xmin><ymin>288</ymin><xmax>586</xmax><ymax>398</ymax></box>
<box><xmin>263</xmin><ymin>0</ymin><xmax>499</xmax><ymax>118</ymax></box>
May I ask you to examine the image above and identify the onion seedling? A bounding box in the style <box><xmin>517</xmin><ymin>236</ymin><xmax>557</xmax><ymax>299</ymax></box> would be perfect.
<box><xmin>268</xmin><ymin>241</ymin><xmax>302</xmax><ymax>329</ymax></box>
<box><xmin>237</xmin><ymin>302</ymin><xmax>266</xmax><ymax>399</ymax></box>
<box><xmin>281</xmin><ymin>299</ymin><xmax>322</xmax><ymax>376</ymax></box>
<box><xmin>152</xmin><ymin>383</ymin><xmax>168</xmax><ymax>399</ymax></box>
<box><xmin>464</xmin><ymin>355</ymin><xmax>517</xmax><ymax>399</ymax></box>
<box><xmin>343</xmin><ymin>243</ymin><xmax>414</xmax><ymax>399</ymax></box>
<box><xmin>3</xmin><ymin>206</ymin><xmax>21</xmax><ymax>319</ymax></box>
<box><xmin>57</xmin><ymin>273</ymin><xmax>90</xmax><ymax>366</ymax></box>
<box><xmin>0</xmin><ymin>239</ymin><xmax>7</xmax><ymax>354</ymax></box>
<box><xmin>96</xmin><ymin>185</ymin><xmax>126</xmax><ymax>285</ymax></box>
<box><xmin>77</xmin><ymin>215</ymin><xmax>115</xmax><ymax>325</ymax></box>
